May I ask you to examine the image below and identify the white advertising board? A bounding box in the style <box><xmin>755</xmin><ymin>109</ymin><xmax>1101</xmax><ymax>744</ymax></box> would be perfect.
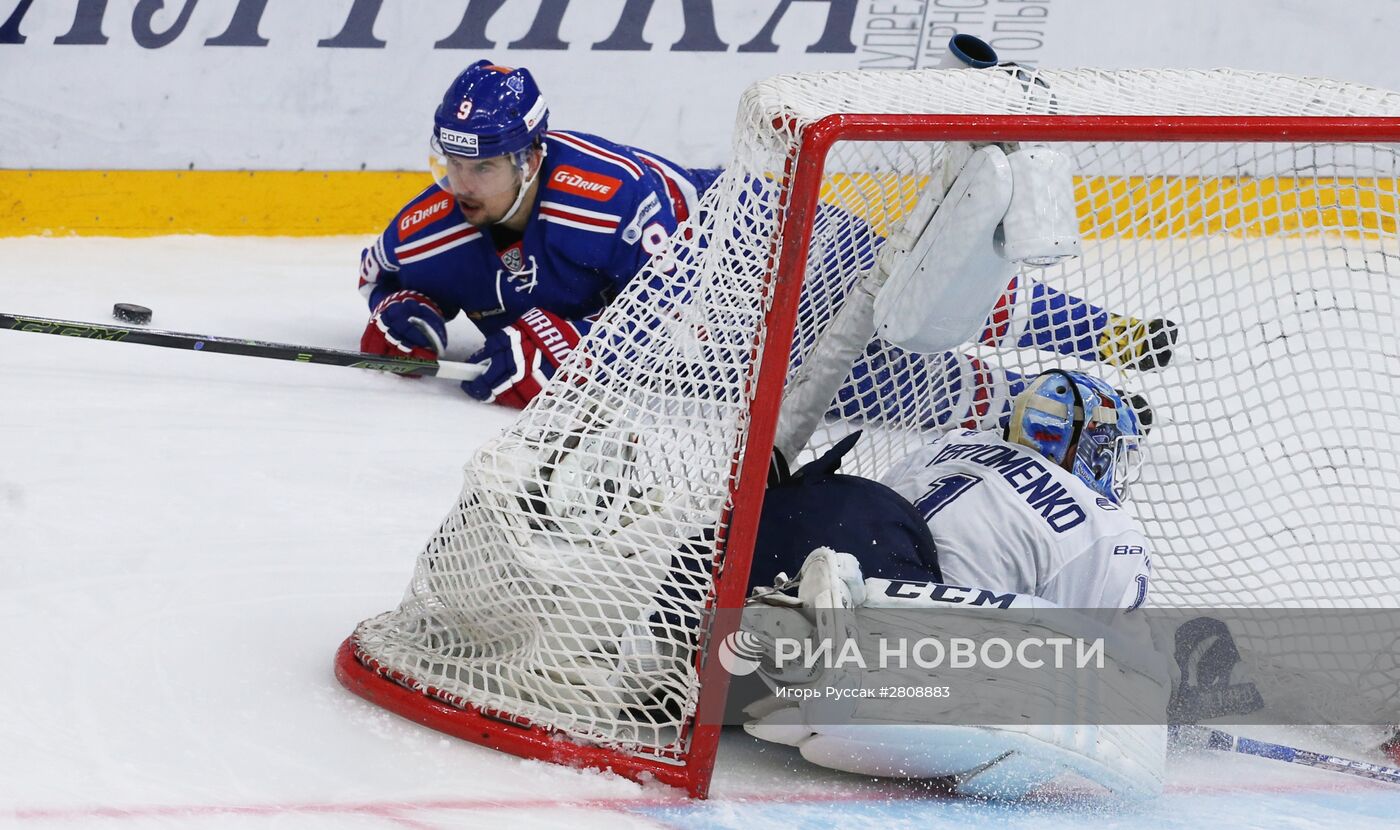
<box><xmin>2</xmin><ymin>0</ymin><xmax>1397</xmax><ymax>170</ymax></box>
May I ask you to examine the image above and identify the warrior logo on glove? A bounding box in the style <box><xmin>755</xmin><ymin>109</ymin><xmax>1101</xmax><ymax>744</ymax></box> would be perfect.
<box><xmin>461</xmin><ymin>307</ymin><xmax>591</xmax><ymax>408</ymax></box>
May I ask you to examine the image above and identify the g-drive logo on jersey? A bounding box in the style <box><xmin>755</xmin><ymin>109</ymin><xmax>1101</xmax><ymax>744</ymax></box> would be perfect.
<box><xmin>397</xmin><ymin>193</ymin><xmax>455</xmax><ymax>240</ymax></box>
<box><xmin>548</xmin><ymin>165</ymin><xmax>620</xmax><ymax>201</ymax></box>
<box><xmin>438</xmin><ymin>127</ymin><xmax>479</xmax><ymax>156</ymax></box>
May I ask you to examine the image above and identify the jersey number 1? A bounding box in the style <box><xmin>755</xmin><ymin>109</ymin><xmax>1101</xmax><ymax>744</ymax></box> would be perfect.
<box><xmin>914</xmin><ymin>473</ymin><xmax>982</xmax><ymax>521</ymax></box>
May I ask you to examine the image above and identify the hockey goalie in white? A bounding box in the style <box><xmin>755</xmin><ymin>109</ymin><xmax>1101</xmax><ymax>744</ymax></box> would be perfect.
<box><xmin>742</xmin><ymin>370</ymin><xmax>1169</xmax><ymax>799</ymax></box>
<box><xmin>455</xmin><ymin>100</ymin><xmax>1176</xmax><ymax>794</ymax></box>
<box><xmin>883</xmin><ymin>370</ymin><xmax>1152</xmax><ymax>609</ymax></box>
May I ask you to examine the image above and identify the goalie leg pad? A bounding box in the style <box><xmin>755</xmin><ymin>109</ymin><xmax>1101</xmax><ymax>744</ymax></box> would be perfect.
<box><xmin>746</xmin><ymin>718</ymin><xmax>1162</xmax><ymax>799</ymax></box>
<box><xmin>998</xmin><ymin>145</ymin><xmax>1083</xmax><ymax>266</ymax></box>
<box><xmin>742</xmin><ymin>551</ymin><xmax>1169</xmax><ymax>799</ymax></box>
<box><xmin>798</xmin><ymin>723</ymin><xmax>1162</xmax><ymax>799</ymax></box>
<box><xmin>750</xmin><ymin>710</ymin><xmax>1165</xmax><ymax>799</ymax></box>
<box><xmin>873</xmin><ymin>145</ymin><xmax>1017</xmax><ymax>353</ymax></box>
<box><xmin>796</xmin><ymin>725</ymin><xmax>1059</xmax><ymax>796</ymax></box>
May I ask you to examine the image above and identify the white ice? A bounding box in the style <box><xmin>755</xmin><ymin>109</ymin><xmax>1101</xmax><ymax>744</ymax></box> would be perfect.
<box><xmin>2</xmin><ymin>237</ymin><xmax>1399</xmax><ymax>829</ymax></box>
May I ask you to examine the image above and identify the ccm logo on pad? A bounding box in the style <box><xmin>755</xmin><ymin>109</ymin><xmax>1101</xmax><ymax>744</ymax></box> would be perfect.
<box><xmin>548</xmin><ymin>165</ymin><xmax>621</xmax><ymax>201</ymax></box>
<box><xmin>398</xmin><ymin>193</ymin><xmax>455</xmax><ymax>240</ymax></box>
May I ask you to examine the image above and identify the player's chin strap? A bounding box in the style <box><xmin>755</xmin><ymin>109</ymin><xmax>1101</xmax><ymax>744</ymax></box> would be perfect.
<box><xmin>499</xmin><ymin>144</ymin><xmax>548</xmax><ymax>226</ymax></box>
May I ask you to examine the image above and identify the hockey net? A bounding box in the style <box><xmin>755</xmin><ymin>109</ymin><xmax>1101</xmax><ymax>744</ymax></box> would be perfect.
<box><xmin>336</xmin><ymin>68</ymin><xmax>1400</xmax><ymax>796</ymax></box>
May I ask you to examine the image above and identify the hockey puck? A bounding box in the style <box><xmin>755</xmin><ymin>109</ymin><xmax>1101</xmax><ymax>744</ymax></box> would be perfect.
<box><xmin>112</xmin><ymin>303</ymin><xmax>153</xmax><ymax>325</ymax></box>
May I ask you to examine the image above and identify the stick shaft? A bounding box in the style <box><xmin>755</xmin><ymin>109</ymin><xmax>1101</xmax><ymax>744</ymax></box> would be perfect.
<box><xmin>0</xmin><ymin>312</ymin><xmax>483</xmax><ymax>380</ymax></box>
<box><xmin>1184</xmin><ymin>726</ymin><xmax>1400</xmax><ymax>786</ymax></box>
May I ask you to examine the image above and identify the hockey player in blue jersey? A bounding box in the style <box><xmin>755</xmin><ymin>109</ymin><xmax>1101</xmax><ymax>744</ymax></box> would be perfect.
<box><xmin>357</xmin><ymin>59</ymin><xmax>720</xmax><ymax>407</ymax></box>
<box><xmin>357</xmin><ymin>46</ymin><xmax>1177</xmax><ymax>413</ymax></box>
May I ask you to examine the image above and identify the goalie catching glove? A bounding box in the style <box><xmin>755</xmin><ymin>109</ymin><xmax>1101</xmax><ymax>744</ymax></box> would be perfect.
<box><xmin>462</xmin><ymin>307</ymin><xmax>592</xmax><ymax>408</ymax></box>
<box><xmin>360</xmin><ymin>290</ymin><xmax>448</xmax><ymax>362</ymax></box>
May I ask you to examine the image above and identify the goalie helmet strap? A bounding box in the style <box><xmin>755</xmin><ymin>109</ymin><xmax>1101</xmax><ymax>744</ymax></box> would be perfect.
<box><xmin>1047</xmin><ymin>367</ymin><xmax>1088</xmax><ymax>471</ymax></box>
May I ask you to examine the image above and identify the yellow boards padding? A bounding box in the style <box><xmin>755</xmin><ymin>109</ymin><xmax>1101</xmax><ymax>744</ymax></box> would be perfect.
<box><xmin>0</xmin><ymin>170</ymin><xmax>430</xmax><ymax>237</ymax></box>
<box><xmin>820</xmin><ymin>174</ymin><xmax>1400</xmax><ymax>240</ymax></box>
<box><xmin>4</xmin><ymin>170</ymin><xmax>1397</xmax><ymax>239</ymax></box>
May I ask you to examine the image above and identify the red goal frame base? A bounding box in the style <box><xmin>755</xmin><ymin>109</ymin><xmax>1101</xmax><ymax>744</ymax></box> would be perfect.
<box><xmin>333</xmin><ymin>636</ymin><xmax>705</xmax><ymax>796</ymax></box>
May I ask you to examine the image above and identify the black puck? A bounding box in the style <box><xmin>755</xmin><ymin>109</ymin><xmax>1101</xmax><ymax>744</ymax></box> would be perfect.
<box><xmin>113</xmin><ymin>303</ymin><xmax>153</xmax><ymax>325</ymax></box>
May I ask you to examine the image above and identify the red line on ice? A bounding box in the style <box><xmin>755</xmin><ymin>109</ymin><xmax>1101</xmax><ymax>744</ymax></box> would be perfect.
<box><xmin>9</xmin><ymin>777</ymin><xmax>1392</xmax><ymax>825</ymax></box>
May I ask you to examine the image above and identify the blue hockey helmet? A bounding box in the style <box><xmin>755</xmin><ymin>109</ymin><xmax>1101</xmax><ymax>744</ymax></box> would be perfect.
<box><xmin>431</xmin><ymin>60</ymin><xmax>549</xmax><ymax>161</ymax></box>
<box><xmin>1005</xmin><ymin>370</ymin><xmax>1143</xmax><ymax>503</ymax></box>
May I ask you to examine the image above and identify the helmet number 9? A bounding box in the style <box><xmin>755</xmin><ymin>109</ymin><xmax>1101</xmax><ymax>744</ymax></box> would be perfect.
<box><xmin>457</xmin><ymin>101</ymin><xmax>473</xmax><ymax>120</ymax></box>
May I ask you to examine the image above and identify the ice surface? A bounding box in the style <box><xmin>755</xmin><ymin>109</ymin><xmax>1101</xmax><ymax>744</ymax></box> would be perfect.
<box><xmin>2</xmin><ymin>237</ymin><xmax>1398</xmax><ymax>828</ymax></box>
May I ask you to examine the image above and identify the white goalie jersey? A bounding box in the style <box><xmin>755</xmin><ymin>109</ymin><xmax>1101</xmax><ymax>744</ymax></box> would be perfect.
<box><xmin>879</xmin><ymin>428</ymin><xmax>1152</xmax><ymax>610</ymax></box>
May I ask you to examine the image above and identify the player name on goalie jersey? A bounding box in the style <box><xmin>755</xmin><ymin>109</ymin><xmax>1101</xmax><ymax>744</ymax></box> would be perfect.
<box><xmin>880</xmin><ymin>429</ymin><xmax>1152</xmax><ymax>610</ymax></box>
<box><xmin>926</xmin><ymin>432</ymin><xmax>1091</xmax><ymax>532</ymax></box>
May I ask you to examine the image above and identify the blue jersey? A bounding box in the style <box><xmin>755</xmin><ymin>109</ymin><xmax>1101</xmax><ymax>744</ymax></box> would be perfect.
<box><xmin>359</xmin><ymin>132</ymin><xmax>1136</xmax><ymax>433</ymax></box>
<box><xmin>358</xmin><ymin>131</ymin><xmax>721</xmax><ymax>336</ymax></box>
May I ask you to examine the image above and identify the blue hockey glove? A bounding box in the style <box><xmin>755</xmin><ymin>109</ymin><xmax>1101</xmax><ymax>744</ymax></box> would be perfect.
<box><xmin>461</xmin><ymin>308</ymin><xmax>589</xmax><ymax>408</ymax></box>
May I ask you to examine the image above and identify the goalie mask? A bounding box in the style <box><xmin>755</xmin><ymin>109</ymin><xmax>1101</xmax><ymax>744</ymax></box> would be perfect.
<box><xmin>1005</xmin><ymin>370</ymin><xmax>1143</xmax><ymax>503</ymax></box>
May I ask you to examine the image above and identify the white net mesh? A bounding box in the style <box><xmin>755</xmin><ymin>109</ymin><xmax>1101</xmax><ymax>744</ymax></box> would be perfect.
<box><xmin>349</xmin><ymin>68</ymin><xmax>1400</xmax><ymax>766</ymax></box>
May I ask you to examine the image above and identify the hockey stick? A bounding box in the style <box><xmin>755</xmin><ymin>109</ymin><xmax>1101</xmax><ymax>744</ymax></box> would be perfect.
<box><xmin>0</xmin><ymin>311</ymin><xmax>486</xmax><ymax>381</ymax></box>
<box><xmin>1173</xmin><ymin>725</ymin><xmax>1400</xmax><ymax>786</ymax></box>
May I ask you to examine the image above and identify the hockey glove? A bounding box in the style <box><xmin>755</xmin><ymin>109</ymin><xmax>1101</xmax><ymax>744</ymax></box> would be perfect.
<box><xmin>461</xmin><ymin>308</ymin><xmax>589</xmax><ymax>408</ymax></box>
<box><xmin>360</xmin><ymin>290</ymin><xmax>448</xmax><ymax>361</ymax></box>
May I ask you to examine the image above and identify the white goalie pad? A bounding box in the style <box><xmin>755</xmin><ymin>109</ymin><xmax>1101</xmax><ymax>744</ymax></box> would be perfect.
<box><xmin>999</xmin><ymin>145</ymin><xmax>1082</xmax><ymax>265</ymax></box>
<box><xmin>775</xmin><ymin>141</ymin><xmax>1081</xmax><ymax>459</ymax></box>
<box><xmin>742</xmin><ymin>550</ymin><xmax>1169</xmax><ymax>800</ymax></box>
<box><xmin>790</xmin><ymin>721</ymin><xmax>1165</xmax><ymax>800</ymax></box>
<box><xmin>871</xmin><ymin>142</ymin><xmax>1084</xmax><ymax>354</ymax></box>
<box><xmin>873</xmin><ymin>145</ymin><xmax>1017</xmax><ymax>353</ymax></box>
